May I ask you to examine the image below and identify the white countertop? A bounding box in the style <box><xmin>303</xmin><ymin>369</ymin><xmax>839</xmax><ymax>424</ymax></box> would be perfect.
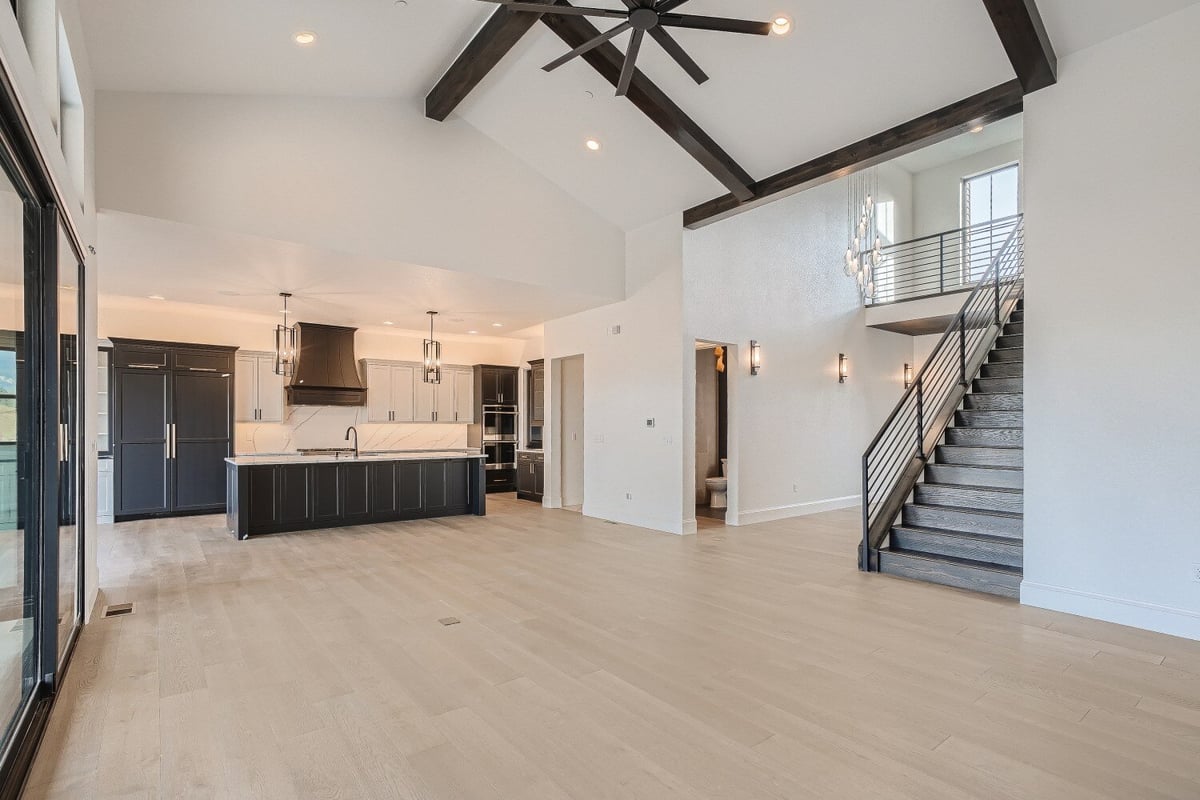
<box><xmin>226</xmin><ymin>450</ymin><xmax>486</xmax><ymax>467</ymax></box>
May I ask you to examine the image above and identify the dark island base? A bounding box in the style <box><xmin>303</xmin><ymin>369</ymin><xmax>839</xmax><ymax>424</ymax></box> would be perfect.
<box><xmin>227</xmin><ymin>457</ymin><xmax>486</xmax><ymax>540</ymax></box>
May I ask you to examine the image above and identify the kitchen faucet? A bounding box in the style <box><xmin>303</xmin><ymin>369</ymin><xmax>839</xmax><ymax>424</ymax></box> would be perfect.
<box><xmin>345</xmin><ymin>426</ymin><xmax>359</xmax><ymax>459</ymax></box>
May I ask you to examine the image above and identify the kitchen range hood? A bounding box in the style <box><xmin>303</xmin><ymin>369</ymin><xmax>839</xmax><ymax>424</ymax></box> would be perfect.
<box><xmin>286</xmin><ymin>322</ymin><xmax>366</xmax><ymax>407</ymax></box>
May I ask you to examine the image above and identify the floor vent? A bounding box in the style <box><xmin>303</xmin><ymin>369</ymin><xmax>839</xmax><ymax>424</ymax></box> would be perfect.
<box><xmin>103</xmin><ymin>603</ymin><xmax>134</xmax><ymax>618</ymax></box>
<box><xmin>438</xmin><ymin>617</ymin><xmax>461</xmax><ymax>627</ymax></box>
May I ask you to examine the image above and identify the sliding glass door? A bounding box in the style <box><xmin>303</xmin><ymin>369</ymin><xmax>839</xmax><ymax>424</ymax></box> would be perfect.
<box><xmin>0</xmin><ymin>147</ymin><xmax>35</xmax><ymax>751</ymax></box>
<box><xmin>56</xmin><ymin>226</ymin><xmax>81</xmax><ymax>665</ymax></box>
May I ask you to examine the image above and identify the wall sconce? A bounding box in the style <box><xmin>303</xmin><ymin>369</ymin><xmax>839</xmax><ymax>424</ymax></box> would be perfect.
<box><xmin>838</xmin><ymin>353</ymin><xmax>849</xmax><ymax>383</ymax></box>
<box><xmin>749</xmin><ymin>340</ymin><xmax>762</xmax><ymax>376</ymax></box>
<box><xmin>904</xmin><ymin>363</ymin><xmax>914</xmax><ymax>389</ymax></box>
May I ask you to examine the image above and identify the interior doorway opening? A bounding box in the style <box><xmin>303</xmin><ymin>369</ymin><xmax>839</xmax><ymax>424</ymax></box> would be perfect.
<box><xmin>695</xmin><ymin>342</ymin><xmax>729</xmax><ymax>523</ymax></box>
<box><xmin>556</xmin><ymin>355</ymin><xmax>585</xmax><ymax>513</ymax></box>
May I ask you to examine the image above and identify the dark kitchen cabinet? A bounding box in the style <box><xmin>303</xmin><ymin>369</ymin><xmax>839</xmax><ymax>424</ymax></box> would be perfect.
<box><xmin>517</xmin><ymin>451</ymin><xmax>544</xmax><ymax>503</ymax></box>
<box><xmin>341</xmin><ymin>461</ymin><xmax>371</xmax><ymax>523</ymax></box>
<box><xmin>227</xmin><ymin>457</ymin><xmax>485</xmax><ymax>538</ymax></box>
<box><xmin>113</xmin><ymin>338</ymin><xmax>236</xmax><ymax>520</ymax></box>
<box><xmin>474</xmin><ymin>365</ymin><xmax>519</xmax><ymax>406</ymax></box>
<box><xmin>312</xmin><ymin>463</ymin><xmax>342</xmax><ymax>524</ymax></box>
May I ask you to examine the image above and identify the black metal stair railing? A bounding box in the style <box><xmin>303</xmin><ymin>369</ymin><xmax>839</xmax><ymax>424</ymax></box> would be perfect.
<box><xmin>860</xmin><ymin>218</ymin><xmax>1024</xmax><ymax>571</ymax></box>
<box><xmin>868</xmin><ymin>214</ymin><xmax>1021</xmax><ymax>306</ymax></box>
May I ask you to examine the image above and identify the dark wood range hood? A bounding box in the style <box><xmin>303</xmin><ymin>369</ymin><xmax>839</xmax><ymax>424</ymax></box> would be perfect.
<box><xmin>286</xmin><ymin>322</ymin><xmax>367</xmax><ymax>407</ymax></box>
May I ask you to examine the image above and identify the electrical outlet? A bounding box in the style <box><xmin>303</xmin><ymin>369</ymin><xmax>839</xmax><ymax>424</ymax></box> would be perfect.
<box><xmin>645</xmin><ymin>418</ymin><xmax>655</xmax><ymax>428</ymax></box>
<box><xmin>626</xmin><ymin>492</ymin><xmax>633</xmax><ymax>500</ymax></box>
<box><xmin>793</xmin><ymin>483</ymin><xmax>799</xmax><ymax>493</ymax></box>
<box><xmin>1192</xmin><ymin>564</ymin><xmax>1200</xmax><ymax>583</ymax></box>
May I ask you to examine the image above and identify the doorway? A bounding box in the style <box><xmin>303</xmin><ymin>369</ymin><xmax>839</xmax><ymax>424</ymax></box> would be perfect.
<box><xmin>695</xmin><ymin>343</ymin><xmax>729</xmax><ymax>522</ymax></box>
<box><xmin>557</xmin><ymin>355</ymin><xmax>585</xmax><ymax>512</ymax></box>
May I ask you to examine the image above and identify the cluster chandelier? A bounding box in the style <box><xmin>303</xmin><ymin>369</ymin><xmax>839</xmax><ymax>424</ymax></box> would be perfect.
<box><xmin>423</xmin><ymin>311</ymin><xmax>442</xmax><ymax>385</ymax></box>
<box><xmin>843</xmin><ymin>169</ymin><xmax>881</xmax><ymax>302</ymax></box>
<box><xmin>274</xmin><ymin>292</ymin><xmax>297</xmax><ymax>377</ymax></box>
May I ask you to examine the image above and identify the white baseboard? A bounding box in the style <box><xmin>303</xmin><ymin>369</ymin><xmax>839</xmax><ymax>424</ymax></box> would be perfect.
<box><xmin>1021</xmin><ymin>581</ymin><xmax>1200</xmax><ymax>642</ymax></box>
<box><xmin>681</xmin><ymin>519</ymin><xmax>698</xmax><ymax>536</ymax></box>
<box><xmin>735</xmin><ymin>495</ymin><xmax>861</xmax><ymax>527</ymax></box>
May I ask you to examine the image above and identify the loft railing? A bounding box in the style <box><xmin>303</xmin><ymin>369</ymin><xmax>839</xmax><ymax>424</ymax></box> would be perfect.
<box><xmin>867</xmin><ymin>214</ymin><xmax>1022</xmax><ymax>306</ymax></box>
<box><xmin>860</xmin><ymin>218</ymin><xmax>1024</xmax><ymax>571</ymax></box>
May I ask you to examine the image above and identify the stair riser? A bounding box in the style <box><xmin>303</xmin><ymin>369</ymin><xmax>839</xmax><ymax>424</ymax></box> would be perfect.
<box><xmin>955</xmin><ymin>410</ymin><xmax>1023</xmax><ymax>429</ymax></box>
<box><xmin>945</xmin><ymin>427</ymin><xmax>1024</xmax><ymax>447</ymax></box>
<box><xmin>973</xmin><ymin>377</ymin><xmax>1022</xmax><ymax>394</ymax></box>
<box><xmin>890</xmin><ymin>529</ymin><xmax>1023</xmax><ymax>568</ymax></box>
<box><xmin>963</xmin><ymin>394</ymin><xmax>1023</xmax><ymax>411</ymax></box>
<box><xmin>916</xmin><ymin>484</ymin><xmax>1024</xmax><ymax>514</ymax></box>
<box><xmin>1009</xmin><ymin>311</ymin><xmax>1024</xmax><ymax>323</ymax></box>
<box><xmin>1004</xmin><ymin>321</ymin><xmax>1023</xmax><ymax>336</ymax></box>
<box><xmin>989</xmin><ymin>348</ymin><xmax>1024</xmax><ymax>363</ymax></box>
<box><xmin>980</xmin><ymin>362</ymin><xmax>1023</xmax><ymax>379</ymax></box>
<box><xmin>903</xmin><ymin>504</ymin><xmax>1023</xmax><ymax>538</ymax></box>
<box><xmin>879</xmin><ymin>551</ymin><xmax>1020</xmax><ymax>598</ymax></box>
<box><xmin>925</xmin><ymin>463</ymin><xmax>1023</xmax><ymax>490</ymax></box>
<box><xmin>996</xmin><ymin>334</ymin><xmax>1024</xmax><ymax>349</ymax></box>
<box><xmin>936</xmin><ymin>445</ymin><xmax>1024</xmax><ymax>468</ymax></box>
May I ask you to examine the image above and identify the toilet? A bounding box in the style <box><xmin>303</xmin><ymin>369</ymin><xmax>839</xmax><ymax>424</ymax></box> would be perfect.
<box><xmin>705</xmin><ymin>459</ymin><xmax>729</xmax><ymax>510</ymax></box>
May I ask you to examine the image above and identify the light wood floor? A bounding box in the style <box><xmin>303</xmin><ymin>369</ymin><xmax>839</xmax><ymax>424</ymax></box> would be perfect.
<box><xmin>24</xmin><ymin>497</ymin><xmax>1200</xmax><ymax>799</ymax></box>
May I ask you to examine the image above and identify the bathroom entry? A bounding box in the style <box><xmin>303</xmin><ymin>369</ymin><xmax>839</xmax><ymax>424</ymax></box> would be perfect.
<box><xmin>695</xmin><ymin>343</ymin><xmax>729</xmax><ymax>521</ymax></box>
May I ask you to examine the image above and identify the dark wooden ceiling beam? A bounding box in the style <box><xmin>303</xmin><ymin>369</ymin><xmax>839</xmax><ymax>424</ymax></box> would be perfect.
<box><xmin>980</xmin><ymin>0</ymin><xmax>1058</xmax><ymax>93</ymax></box>
<box><xmin>540</xmin><ymin>13</ymin><xmax>755</xmax><ymax>202</ymax></box>
<box><xmin>683</xmin><ymin>80</ymin><xmax>1024</xmax><ymax>228</ymax></box>
<box><xmin>425</xmin><ymin>0</ymin><xmax>558</xmax><ymax>122</ymax></box>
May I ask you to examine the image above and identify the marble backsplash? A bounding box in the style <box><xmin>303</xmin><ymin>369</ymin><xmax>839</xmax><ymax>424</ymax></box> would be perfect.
<box><xmin>235</xmin><ymin>405</ymin><xmax>468</xmax><ymax>454</ymax></box>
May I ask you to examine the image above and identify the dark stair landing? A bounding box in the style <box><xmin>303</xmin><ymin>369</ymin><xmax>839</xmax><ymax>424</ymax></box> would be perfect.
<box><xmin>879</xmin><ymin>299</ymin><xmax>1024</xmax><ymax>598</ymax></box>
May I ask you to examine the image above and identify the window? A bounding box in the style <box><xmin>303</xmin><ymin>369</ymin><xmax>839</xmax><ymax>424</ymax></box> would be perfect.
<box><xmin>962</xmin><ymin>164</ymin><xmax>1020</xmax><ymax>280</ymax></box>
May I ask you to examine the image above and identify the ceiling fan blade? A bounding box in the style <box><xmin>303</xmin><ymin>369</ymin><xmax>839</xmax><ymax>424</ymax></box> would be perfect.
<box><xmin>648</xmin><ymin>26</ymin><xmax>708</xmax><ymax>85</ymax></box>
<box><xmin>616</xmin><ymin>28</ymin><xmax>644</xmax><ymax>97</ymax></box>
<box><xmin>659</xmin><ymin>14</ymin><xmax>772</xmax><ymax>36</ymax></box>
<box><xmin>654</xmin><ymin>0</ymin><xmax>692</xmax><ymax>12</ymax></box>
<box><xmin>542</xmin><ymin>21</ymin><xmax>633</xmax><ymax>72</ymax></box>
<box><xmin>481</xmin><ymin>1</ymin><xmax>628</xmax><ymax>19</ymax></box>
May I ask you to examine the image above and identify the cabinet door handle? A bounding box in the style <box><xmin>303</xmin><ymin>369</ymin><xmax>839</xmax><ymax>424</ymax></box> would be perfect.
<box><xmin>128</xmin><ymin>363</ymin><xmax>162</xmax><ymax>370</ymax></box>
<box><xmin>188</xmin><ymin>367</ymin><xmax>218</xmax><ymax>372</ymax></box>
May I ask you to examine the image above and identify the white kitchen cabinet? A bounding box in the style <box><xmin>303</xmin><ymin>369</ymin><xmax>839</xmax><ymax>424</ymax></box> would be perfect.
<box><xmin>453</xmin><ymin>368</ymin><xmax>474</xmax><ymax>424</ymax></box>
<box><xmin>365</xmin><ymin>361</ymin><xmax>417</xmax><ymax>423</ymax></box>
<box><xmin>97</xmin><ymin>457</ymin><xmax>114</xmax><ymax>524</ymax></box>
<box><xmin>236</xmin><ymin>351</ymin><xmax>285</xmax><ymax>422</ymax></box>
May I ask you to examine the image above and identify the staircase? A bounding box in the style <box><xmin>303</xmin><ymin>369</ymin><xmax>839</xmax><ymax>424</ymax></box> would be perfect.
<box><xmin>877</xmin><ymin>299</ymin><xmax>1024</xmax><ymax>598</ymax></box>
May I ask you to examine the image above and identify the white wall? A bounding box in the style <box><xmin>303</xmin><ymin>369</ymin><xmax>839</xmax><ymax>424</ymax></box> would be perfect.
<box><xmin>683</xmin><ymin>178</ymin><xmax>913</xmax><ymax>526</ymax></box>
<box><xmin>1022</xmin><ymin>5</ymin><xmax>1200</xmax><ymax>640</ymax></box>
<box><xmin>544</xmin><ymin>215</ymin><xmax>686</xmax><ymax>535</ymax></box>
<box><xmin>912</xmin><ymin>140</ymin><xmax>1023</xmax><ymax>238</ymax></box>
<box><xmin>95</xmin><ymin>92</ymin><xmax>626</xmax><ymax>302</ymax></box>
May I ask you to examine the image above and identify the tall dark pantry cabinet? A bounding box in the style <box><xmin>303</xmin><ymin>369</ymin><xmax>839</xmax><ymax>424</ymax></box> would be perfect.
<box><xmin>112</xmin><ymin>339</ymin><xmax>237</xmax><ymax>520</ymax></box>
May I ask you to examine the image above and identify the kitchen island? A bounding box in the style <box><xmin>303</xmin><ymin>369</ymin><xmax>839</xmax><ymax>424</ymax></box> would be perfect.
<box><xmin>225</xmin><ymin>451</ymin><xmax>487</xmax><ymax>540</ymax></box>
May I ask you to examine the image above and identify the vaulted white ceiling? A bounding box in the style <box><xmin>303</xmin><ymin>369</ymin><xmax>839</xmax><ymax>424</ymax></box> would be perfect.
<box><xmin>80</xmin><ymin>0</ymin><xmax>1199</xmax><ymax>232</ymax></box>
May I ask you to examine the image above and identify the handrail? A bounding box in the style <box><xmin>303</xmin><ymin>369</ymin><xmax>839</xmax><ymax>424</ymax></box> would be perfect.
<box><xmin>867</xmin><ymin>215</ymin><xmax>1021</xmax><ymax>306</ymax></box>
<box><xmin>860</xmin><ymin>217</ymin><xmax>1024</xmax><ymax>571</ymax></box>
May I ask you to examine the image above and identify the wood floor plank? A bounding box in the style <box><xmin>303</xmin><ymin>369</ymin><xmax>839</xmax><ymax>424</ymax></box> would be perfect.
<box><xmin>24</xmin><ymin>497</ymin><xmax>1200</xmax><ymax>799</ymax></box>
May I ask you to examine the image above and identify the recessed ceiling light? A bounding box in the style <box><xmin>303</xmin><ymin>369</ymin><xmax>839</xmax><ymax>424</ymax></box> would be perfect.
<box><xmin>467</xmin><ymin>330</ymin><xmax>478</xmax><ymax>335</ymax></box>
<box><xmin>383</xmin><ymin>321</ymin><xmax>394</xmax><ymax>326</ymax></box>
<box><xmin>293</xmin><ymin>31</ymin><xmax>316</xmax><ymax>45</ymax></box>
<box><xmin>771</xmin><ymin>15</ymin><xmax>792</xmax><ymax>36</ymax></box>
<box><xmin>491</xmin><ymin>323</ymin><xmax>503</xmax><ymax>328</ymax></box>
<box><xmin>148</xmin><ymin>294</ymin><xmax>165</xmax><ymax>301</ymax></box>
<box><xmin>585</xmin><ymin>138</ymin><xmax>602</xmax><ymax>152</ymax></box>
<box><xmin>970</xmin><ymin>123</ymin><xmax>985</xmax><ymax>134</ymax></box>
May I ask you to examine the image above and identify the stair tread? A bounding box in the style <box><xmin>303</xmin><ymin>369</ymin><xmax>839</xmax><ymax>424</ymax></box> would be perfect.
<box><xmin>883</xmin><ymin>547</ymin><xmax>1024</xmax><ymax>575</ymax></box>
<box><xmin>892</xmin><ymin>524</ymin><xmax>1024</xmax><ymax>545</ymax></box>
<box><xmin>907</xmin><ymin>501</ymin><xmax>1022</xmax><ymax>519</ymax></box>
<box><xmin>921</xmin><ymin>482</ymin><xmax>1023</xmax><ymax>494</ymax></box>
<box><xmin>939</xmin><ymin>444</ymin><xmax>1024</xmax><ymax>451</ymax></box>
<box><xmin>929</xmin><ymin>463</ymin><xmax>1023</xmax><ymax>473</ymax></box>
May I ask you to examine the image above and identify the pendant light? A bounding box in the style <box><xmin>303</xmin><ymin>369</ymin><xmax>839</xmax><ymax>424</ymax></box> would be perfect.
<box><xmin>423</xmin><ymin>311</ymin><xmax>442</xmax><ymax>384</ymax></box>
<box><xmin>275</xmin><ymin>292</ymin><xmax>297</xmax><ymax>377</ymax></box>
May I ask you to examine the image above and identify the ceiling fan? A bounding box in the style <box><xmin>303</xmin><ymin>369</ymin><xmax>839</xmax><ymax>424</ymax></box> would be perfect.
<box><xmin>478</xmin><ymin>0</ymin><xmax>774</xmax><ymax>96</ymax></box>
